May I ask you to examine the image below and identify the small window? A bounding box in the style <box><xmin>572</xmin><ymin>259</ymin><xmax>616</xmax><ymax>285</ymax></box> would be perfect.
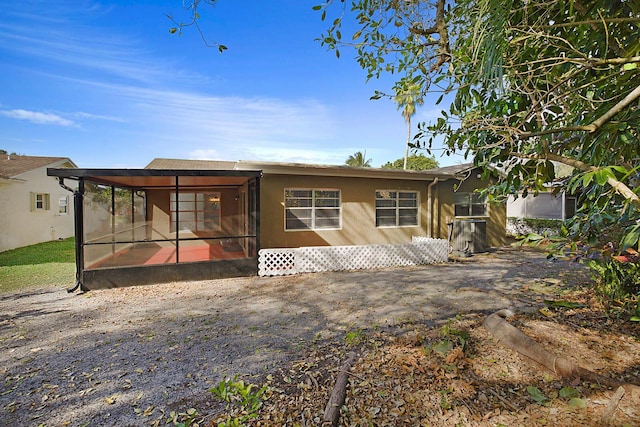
<box><xmin>285</xmin><ymin>189</ymin><xmax>341</xmax><ymax>230</ymax></box>
<box><xmin>31</xmin><ymin>192</ymin><xmax>50</xmax><ymax>211</ymax></box>
<box><xmin>58</xmin><ymin>196</ymin><xmax>69</xmax><ymax>214</ymax></box>
<box><xmin>454</xmin><ymin>192</ymin><xmax>487</xmax><ymax>217</ymax></box>
<box><xmin>376</xmin><ymin>190</ymin><xmax>419</xmax><ymax>227</ymax></box>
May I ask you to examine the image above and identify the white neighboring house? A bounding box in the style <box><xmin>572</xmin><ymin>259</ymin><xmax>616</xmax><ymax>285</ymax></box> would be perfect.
<box><xmin>506</xmin><ymin>162</ymin><xmax>577</xmax><ymax>225</ymax></box>
<box><xmin>0</xmin><ymin>154</ymin><xmax>78</xmax><ymax>252</ymax></box>
<box><xmin>507</xmin><ymin>190</ymin><xmax>577</xmax><ymax>221</ymax></box>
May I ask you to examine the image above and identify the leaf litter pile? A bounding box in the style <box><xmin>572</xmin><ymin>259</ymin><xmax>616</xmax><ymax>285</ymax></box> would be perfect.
<box><xmin>208</xmin><ymin>292</ymin><xmax>640</xmax><ymax>426</ymax></box>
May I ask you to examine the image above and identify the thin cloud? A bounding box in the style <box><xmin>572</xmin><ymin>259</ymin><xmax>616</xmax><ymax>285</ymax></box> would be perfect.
<box><xmin>247</xmin><ymin>146</ymin><xmax>348</xmax><ymax>165</ymax></box>
<box><xmin>0</xmin><ymin>109</ymin><xmax>75</xmax><ymax>126</ymax></box>
<box><xmin>0</xmin><ymin>9</ymin><xmax>207</xmax><ymax>88</ymax></box>
<box><xmin>99</xmin><ymin>82</ymin><xmax>338</xmax><ymax>143</ymax></box>
<box><xmin>189</xmin><ymin>149</ymin><xmax>221</xmax><ymax>160</ymax></box>
<box><xmin>71</xmin><ymin>112</ymin><xmax>126</xmax><ymax>123</ymax></box>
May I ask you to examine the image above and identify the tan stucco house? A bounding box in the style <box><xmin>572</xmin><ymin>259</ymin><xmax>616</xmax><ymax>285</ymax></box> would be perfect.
<box><xmin>0</xmin><ymin>154</ymin><xmax>77</xmax><ymax>252</ymax></box>
<box><xmin>48</xmin><ymin>158</ymin><xmax>506</xmax><ymax>290</ymax></box>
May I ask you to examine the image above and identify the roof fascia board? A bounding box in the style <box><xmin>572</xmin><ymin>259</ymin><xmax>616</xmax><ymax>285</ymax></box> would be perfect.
<box><xmin>236</xmin><ymin>162</ymin><xmax>447</xmax><ymax>181</ymax></box>
<box><xmin>47</xmin><ymin>168</ymin><xmax>262</xmax><ymax>179</ymax></box>
<box><xmin>0</xmin><ymin>177</ymin><xmax>24</xmax><ymax>184</ymax></box>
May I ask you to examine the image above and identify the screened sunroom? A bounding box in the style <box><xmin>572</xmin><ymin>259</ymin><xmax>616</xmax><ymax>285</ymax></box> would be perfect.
<box><xmin>47</xmin><ymin>168</ymin><xmax>261</xmax><ymax>290</ymax></box>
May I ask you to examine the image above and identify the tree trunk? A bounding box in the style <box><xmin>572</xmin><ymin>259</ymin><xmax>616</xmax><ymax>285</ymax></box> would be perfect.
<box><xmin>403</xmin><ymin>117</ymin><xmax>411</xmax><ymax>170</ymax></box>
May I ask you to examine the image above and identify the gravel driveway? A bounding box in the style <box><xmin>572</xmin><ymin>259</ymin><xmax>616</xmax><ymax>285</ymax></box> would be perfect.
<box><xmin>0</xmin><ymin>247</ymin><xmax>589</xmax><ymax>426</ymax></box>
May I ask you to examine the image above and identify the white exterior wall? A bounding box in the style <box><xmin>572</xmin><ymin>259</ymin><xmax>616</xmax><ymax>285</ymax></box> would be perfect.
<box><xmin>507</xmin><ymin>192</ymin><xmax>566</xmax><ymax>220</ymax></box>
<box><xmin>0</xmin><ymin>164</ymin><xmax>76</xmax><ymax>252</ymax></box>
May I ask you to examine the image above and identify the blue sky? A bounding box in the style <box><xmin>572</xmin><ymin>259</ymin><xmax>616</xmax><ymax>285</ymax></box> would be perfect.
<box><xmin>0</xmin><ymin>0</ymin><xmax>465</xmax><ymax>168</ymax></box>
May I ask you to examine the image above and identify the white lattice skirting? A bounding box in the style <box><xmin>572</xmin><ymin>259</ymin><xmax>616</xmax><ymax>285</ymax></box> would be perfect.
<box><xmin>258</xmin><ymin>238</ymin><xmax>449</xmax><ymax>277</ymax></box>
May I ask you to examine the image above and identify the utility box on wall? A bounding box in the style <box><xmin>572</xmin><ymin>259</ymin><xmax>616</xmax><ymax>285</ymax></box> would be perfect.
<box><xmin>449</xmin><ymin>219</ymin><xmax>487</xmax><ymax>254</ymax></box>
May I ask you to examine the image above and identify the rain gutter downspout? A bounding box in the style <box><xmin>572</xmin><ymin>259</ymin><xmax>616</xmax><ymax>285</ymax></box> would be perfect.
<box><xmin>427</xmin><ymin>178</ymin><xmax>439</xmax><ymax>237</ymax></box>
<box><xmin>57</xmin><ymin>177</ymin><xmax>87</xmax><ymax>293</ymax></box>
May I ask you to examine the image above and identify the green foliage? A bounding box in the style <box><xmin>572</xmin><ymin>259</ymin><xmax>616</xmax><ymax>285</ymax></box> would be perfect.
<box><xmin>0</xmin><ymin>237</ymin><xmax>75</xmax><ymax>266</ymax></box>
<box><xmin>209</xmin><ymin>375</ymin><xmax>267</xmax><ymax>426</ymax></box>
<box><xmin>588</xmin><ymin>258</ymin><xmax>640</xmax><ymax>303</ymax></box>
<box><xmin>344</xmin><ymin>328</ymin><xmax>365</xmax><ymax>346</ymax></box>
<box><xmin>166</xmin><ymin>408</ymin><xmax>199</xmax><ymax>427</ymax></box>
<box><xmin>559</xmin><ymin>387</ymin><xmax>586</xmax><ymax>408</ymax></box>
<box><xmin>345</xmin><ymin>151</ymin><xmax>372</xmax><ymax>168</ymax></box>
<box><xmin>526</xmin><ymin>385</ymin><xmax>549</xmax><ymax>406</ymax></box>
<box><xmin>427</xmin><ymin>317</ymin><xmax>470</xmax><ymax>355</ymax></box>
<box><xmin>381</xmin><ymin>153</ymin><xmax>439</xmax><ymax>170</ymax></box>
<box><xmin>558</xmin><ymin>386</ymin><xmax>580</xmax><ymax>400</ymax></box>
<box><xmin>526</xmin><ymin>385</ymin><xmax>585</xmax><ymax>408</ymax></box>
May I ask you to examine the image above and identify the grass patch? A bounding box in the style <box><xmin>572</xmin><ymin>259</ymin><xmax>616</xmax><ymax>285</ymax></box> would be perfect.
<box><xmin>0</xmin><ymin>263</ymin><xmax>75</xmax><ymax>294</ymax></box>
<box><xmin>0</xmin><ymin>237</ymin><xmax>75</xmax><ymax>266</ymax></box>
<box><xmin>0</xmin><ymin>238</ymin><xmax>76</xmax><ymax>294</ymax></box>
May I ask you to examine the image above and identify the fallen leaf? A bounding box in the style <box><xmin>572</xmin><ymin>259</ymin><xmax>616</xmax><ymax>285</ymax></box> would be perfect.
<box><xmin>568</xmin><ymin>398</ymin><xmax>586</xmax><ymax>408</ymax></box>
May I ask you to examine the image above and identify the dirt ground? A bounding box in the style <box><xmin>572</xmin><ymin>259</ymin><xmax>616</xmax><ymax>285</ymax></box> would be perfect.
<box><xmin>1</xmin><ymin>246</ymin><xmax>639</xmax><ymax>426</ymax></box>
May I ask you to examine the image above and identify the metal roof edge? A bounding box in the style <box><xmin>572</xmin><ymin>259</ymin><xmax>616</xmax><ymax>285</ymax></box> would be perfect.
<box><xmin>47</xmin><ymin>168</ymin><xmax>262</xmax><ymax>179</ymax></box>
<box><xmin>235</xmin><ymin>160</ymin><xmax>451</xmax><ymax>180</ymax></box>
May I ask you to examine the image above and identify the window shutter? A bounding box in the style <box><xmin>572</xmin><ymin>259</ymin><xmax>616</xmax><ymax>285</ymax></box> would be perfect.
<box><xmin>30</xmin><ymin>192</ymin><xmax>36</xmax><ymax>211</ymax></box>
<box><xmin>44</xmin><ymin>194</ymin><xmax>51</xmax><ymax>210</ymax></box>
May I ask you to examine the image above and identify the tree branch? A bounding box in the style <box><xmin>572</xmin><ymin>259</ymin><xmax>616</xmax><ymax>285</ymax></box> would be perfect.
<box><xmin>409</xmin><ymin>0</ymin><xmax>450</xmax><ymax>71</ymax></box>
<box><xmin>514</xmin><ymin>17</ymin><xmax>640</xmax><ymax>29</ymax></box>
<box><xmin>589</xmin><ymin>83</ymin><xmax>640</xmax><ymax>132</ymax></box>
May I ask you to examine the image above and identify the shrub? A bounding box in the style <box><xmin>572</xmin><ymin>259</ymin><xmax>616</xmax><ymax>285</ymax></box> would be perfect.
<box><xmin>507</xmin><ymin>217</ymin><xmax>563</xmax><ymax>237</ymax></box>
<box><xmin>588</xmin><ymin>257</ymin><xmax>640</xmax><ymax>304</ymax></box>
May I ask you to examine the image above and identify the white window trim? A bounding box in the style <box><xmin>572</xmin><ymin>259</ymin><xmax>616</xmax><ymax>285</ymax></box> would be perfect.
<box><xmin>375</xmin><ymin>190</ymin><xmax>420</xmax><ymax>228</ymax></box>
<box><xmin>284</xmin><ymin>188</ymin><xmax>342</xmax><ymax>231</ymax></box>
<box><xmin>58</xmin><ymin>196</ymin><xmax>69</xmax><ymax>215</ymax></box>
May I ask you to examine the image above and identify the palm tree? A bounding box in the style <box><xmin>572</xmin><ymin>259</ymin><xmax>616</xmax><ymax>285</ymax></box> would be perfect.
<box><xmin>394</xmin><ymin>84</ymin><xmax>423</xmax><ymax>170</ymax></box>
<box><xmin>345</xmin><ymin>151</ymin><xmax>372</xmax><ymax>167</ymax></box>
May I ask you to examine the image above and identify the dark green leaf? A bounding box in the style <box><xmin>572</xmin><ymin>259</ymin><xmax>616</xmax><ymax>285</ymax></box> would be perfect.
<box><xmin>526</xmin><ymin>386</ymin><xmax>548</xmax><ymax>404</ymax></box>
<box><xmin>559</xmin><ymin>387</ymin><xmax>580</xmax><ymax>399</ymax></box>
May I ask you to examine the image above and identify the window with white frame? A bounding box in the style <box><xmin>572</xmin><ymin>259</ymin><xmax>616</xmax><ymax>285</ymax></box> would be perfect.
<box><xmin>285</xmin><ymin>189</ymin><xmax>341</xmax><ymax>230</ymax></box>
<box><xmin>454</xmin><ymin>192</ymin><xmax>487</xmax><ymax>217</ymax></box>
<box><xmin>58</xmin><ymin>196</ymin><xmax>69</xmax><ymax>214</ymax></box>
<box><xmin>170</xmin><ymin>192</ymin><xmax>221</xmax><ymax>232</ymax></box>
<box><xmin>31</xmin><ymin>192</ymin><xmax>50</xmax><ymax>211</ymax></box>
<box><xmin>376</xmin><ymin>190</ymin><xmax>419</xmax><ymax>227</ymax></box>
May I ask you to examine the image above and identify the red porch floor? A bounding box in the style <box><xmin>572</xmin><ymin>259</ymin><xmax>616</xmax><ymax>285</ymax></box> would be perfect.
<box><xmin>88</xmin><ymin>242</ymin><xmax>247</xmax><ymax>269</ymax></box>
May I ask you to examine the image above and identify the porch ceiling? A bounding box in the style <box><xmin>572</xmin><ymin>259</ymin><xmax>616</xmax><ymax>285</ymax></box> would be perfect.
<box><xmin>47</xmin><ymin>168</ymin><xmax>261</xmax><ymax>189</ymax></box>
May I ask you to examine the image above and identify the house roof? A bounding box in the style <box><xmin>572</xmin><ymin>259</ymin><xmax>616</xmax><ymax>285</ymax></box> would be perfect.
<box><xmin>0</xmin><ymin>154</ymin><xmax>77</xmax><ymax>180</ymax></box>
<box><xmin>148</xmin><ymin>158</ymin><xmax>476</xmax><ymax>181</ymax></box>
<box><xmin>426</xmin><ymin>163</ymin><xmax>475</xmax><ymax>175</ymax></box>
<box><xmin>145</xmin><ymin>158</ymin><xmax>237</xmax><ymax>170</ymax></box>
